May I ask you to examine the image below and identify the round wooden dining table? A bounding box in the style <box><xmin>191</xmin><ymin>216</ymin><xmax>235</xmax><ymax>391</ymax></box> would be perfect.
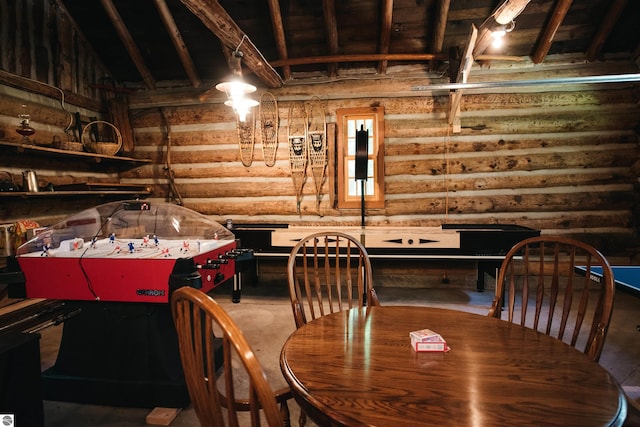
<box><xmin>280</xmin><ymin>306</ymin><xmax>627</xmax><ymax>426</ymax></box>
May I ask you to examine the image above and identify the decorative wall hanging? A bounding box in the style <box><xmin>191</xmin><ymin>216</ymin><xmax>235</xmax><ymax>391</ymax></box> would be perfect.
<box><xmin>306</xmin><ymin>98</ymin><xmax>327</xmax><ymax>212</ymax></box>
<box><xmin>288</xmin><ymin>101</ymin><xmax>308</xmax><ymax>214</ymax></box>
<box><xmin>237</xmin><ymin>113</ymin><xmax>256</xmax><ymax>167</ymax></box>
<box><xmin>259</xmin><ymin>92</ymin><xmax>279</xmax><ymax>167</ymax></box>
<box><xmin>160</xmin><ymin>108</ymin><xmax>183</xmax><ymax>206</ymax></box>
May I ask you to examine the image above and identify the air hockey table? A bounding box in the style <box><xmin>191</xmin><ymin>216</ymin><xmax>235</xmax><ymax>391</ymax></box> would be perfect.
<box><xmin>7</xmin><ymin>200</ymin><xmax>240</xmax><ymax>408</ymax></box>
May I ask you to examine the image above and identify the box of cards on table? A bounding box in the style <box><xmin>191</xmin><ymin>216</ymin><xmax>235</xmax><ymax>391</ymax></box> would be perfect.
<box><xmin>410</xmin><ymin>328</ymin><xmax>450</xmax><ymax>352</ymax></box>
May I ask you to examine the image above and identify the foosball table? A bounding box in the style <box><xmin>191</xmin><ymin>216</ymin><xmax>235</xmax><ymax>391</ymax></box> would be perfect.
<box><xmin>6</xmin><ymin>200</ymin><xmax>244</xmax><ymax>408</ymax></box>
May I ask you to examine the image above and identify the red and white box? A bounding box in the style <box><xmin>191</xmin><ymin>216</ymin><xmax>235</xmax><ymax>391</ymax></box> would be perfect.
<box><xmin>410</xmin><ymin>328</ymin><xmax>450</xmax><ymax>352</ymax></box>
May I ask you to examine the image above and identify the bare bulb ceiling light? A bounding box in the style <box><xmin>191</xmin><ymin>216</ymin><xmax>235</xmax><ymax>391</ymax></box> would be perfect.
<box><xmin>491</xmin><ymin>20</ymin><xmax>515</xmax><ymax>49</ymax></box>
<box><xmin>215</xmin><ymin>37</ymin><xmax>258</xmax><ymax>122</ymax></box>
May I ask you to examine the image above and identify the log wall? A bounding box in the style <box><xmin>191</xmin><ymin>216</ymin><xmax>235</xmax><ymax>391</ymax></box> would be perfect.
<box><xmin>0</xmin><ymin>0</ymin><xmax>121</xmax><ymax>224</ymax></box>
<box><xmin>123</xmin><ymin>59</ymin><xmax>640</xmax><ymax>255</ymax></box>
<box><xmin>0</xmin><ymin>0</ymin><xmax>639</xmax><ymax>259</ymax></box>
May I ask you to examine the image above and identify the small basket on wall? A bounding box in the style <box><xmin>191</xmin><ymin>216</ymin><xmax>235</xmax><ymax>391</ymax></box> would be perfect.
<box><xmin>81</xmin><ymin>120</ymin><xmax>122</xmax><ymax>156</ymax></box>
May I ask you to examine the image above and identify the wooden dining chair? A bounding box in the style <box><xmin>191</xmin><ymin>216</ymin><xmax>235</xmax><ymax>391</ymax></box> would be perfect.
<box><xmin>171</xmin><ymin>286</ymin><xmax>293</xmax><ymax>427</ymax></box>
<box><xmin>488</xmin><ymin>235</ymin><xmax>615</xmax><ymax>362</ymax></box>
<box><xmin>287</xmin><ymin>231</ymin><xmax>380</xmax><ymax>329</ymax></box>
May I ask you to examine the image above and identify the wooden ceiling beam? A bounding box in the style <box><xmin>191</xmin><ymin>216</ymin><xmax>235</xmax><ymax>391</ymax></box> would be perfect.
<box><xmin>271</xmin><ymin>53</ymin><xmax>444</xmax><ymax>67</ymax></box>
<box><xmin>179</xmin><ymin>0</ymin><xmax>283</xmax><ymax>88</ymax></box>
<box><xmin>267</xmin><ymin>0</ymin><xmax>291</xmax><ymax>81</ymax></box>
<box><xmin>633</xmin><ymin>41</ymin><xmax>640</xmax><ymax>64</ymax></box>
<box><xmin>323</xmin><ymin>0</ymin><xmax>339</xmax><ymax>78</ymax></box>
<box><xmin>269</xmin><ymin>52</ymin><xmax>521</xmax><ymax>68</ymax></box>
<box><xmin>153</xmin><ymin>0</ymin><xmax>201</xmax><ymax>88</ymax></box>
<box><xmin>472</xmin><ymin>0</ymin><xmax>531</xmax><ymax>58</ymax></box>
<box><xmin>531</xmin><ymin>0</ymin><xmax>573</xmax><ymax>64</ymax></box>
<box><xmin>431</xmin><ymin>0</ymin><xmax>451</xmax><ymax>53</ymax></box>
<box><xmin>449</xmin><ymin>25</ymin><xmax>477</xmax><ymax>131</ymax></box>
<box><xmin>377</xmin><ymin>0</ymin><xmax>394</xmax><ymax>74</ymax></box>
<box><xmin>100</xmin><ymin>0</ymin><xmax>156</xmax><ymax>89</ymax></box>
<box><xmin>585</xmin><ymin>0</ymin><xmax>628</xmax><ymax>62</ymax></box>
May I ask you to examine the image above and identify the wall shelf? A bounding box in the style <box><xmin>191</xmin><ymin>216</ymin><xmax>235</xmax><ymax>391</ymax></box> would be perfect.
<box><xmin>0</xmin><ymin>190</ymin><xmax>152</xmax><ymax>198</ymax></box>
<box><xmin>0</xmin><ymin>140</ymin><xmax>152</xmax><ymax>167</ymax></box>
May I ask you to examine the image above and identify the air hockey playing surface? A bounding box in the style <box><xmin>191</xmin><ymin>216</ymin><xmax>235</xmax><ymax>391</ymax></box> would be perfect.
<box><xmin>13</xmin><ymin>200</ymin><xmax>237</xmax><ymax>303</ymax></box>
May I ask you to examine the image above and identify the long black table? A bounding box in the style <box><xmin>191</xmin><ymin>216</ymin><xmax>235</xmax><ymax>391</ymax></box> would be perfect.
<box><xmin>233</xmin><ymin>224</ymin><xmax>540</xmax><ymax>291</ymax></box>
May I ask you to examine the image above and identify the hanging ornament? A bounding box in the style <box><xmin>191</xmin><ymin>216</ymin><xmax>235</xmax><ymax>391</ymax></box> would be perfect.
<box><xmin>236</xmin><ymin>110</ymin><xmax>256</xmax><ymax>167</ymax></box>
<box><xmin>306</xmin><ymin>98</ymin><xmax>327</xmax><ymax>213</ymax></box>
<box><xmin>288</xmin><ymin>101</ymin><xmax>308</xmax><ymax>214</ymax></box>
<box><xmin>259</xmin><ymin>92</ymin><xmax>279</xmax><ymax>167</ymax></box>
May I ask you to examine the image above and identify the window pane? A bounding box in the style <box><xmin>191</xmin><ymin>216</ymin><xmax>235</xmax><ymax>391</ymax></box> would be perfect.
<box><xmin>347</xmin><ymin>137</ymin><xmax>356</xmax><ymax>156</ymax></box>
<box><xmin>336</xmin><ymin>107</ymin><xmax>384</xmax><ymax>208</ymax></box>
<box><xmin>366</xmin><ymin>179</ymin><xmax>374</xmax><ymax>195</ymax></box>
<box><xmin>348</xmin><ymin>179</ymin><xmax>358</xmax><ymax>196</ymax></box>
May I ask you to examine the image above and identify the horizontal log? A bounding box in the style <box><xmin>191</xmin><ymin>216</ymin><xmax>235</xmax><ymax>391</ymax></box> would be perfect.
<box><xmin>120</xmin><ymin>162</ymin><xmax>293</xmax><ymax>179</ymax></box>
<box><xmin>461</xmin><ymin>88</ymin><xmax>637</xmax><ymax>111</ymax></box>
<box><xmin>385</xmin><ymin>168</ymin><xmax>634</xmax><ymax>194</ymax></box>
<box><xmin>131</xmin><ymin>104</ymin><xmax>231</xmax><ymax>127</ymax></box>
<box><xmin>133</xmin><ymin>130</ymin><xmax>238</xmax><ymax>148</ymax></box>
<box><xmin>162</xmin><ymin>148</ymin><xmax>289</xmax><ymax>165</ymax></box>
<box><xmin>385</xmin><ymin>131</ymin><xmax>638</xmax><ymax>156</ymax></box>
<box><xmin>384</xmin><ymin>190</ymin><xmax>633</xmax><ymax>216</ymax></box>
<box><xmin>173</xmin><ymin>187</ymin><xmax>632</xmax><ymax>218</ymax></box>
<box><xmin>167</xmin><ymin>179</ymin><xmax>329</xmax><ymax>198</ymax></box>
<box><xmin>385</xmin><ymin>146</ymin><xmax>639</xmax><ymax>176</ymax></box>
<box><xmin>189</xmin><ymin>209</ymin><xmax>631</xmax><ymax>232</ymax></box>
<box><xmin>386</xmin><ymin>109</ymin><xmax>639</xmax><ymax>138</ymax></box>
<box><xmin>0</xmin><ymin>93</ymin><xmax>79</xmax><ymax>129</ymax></box>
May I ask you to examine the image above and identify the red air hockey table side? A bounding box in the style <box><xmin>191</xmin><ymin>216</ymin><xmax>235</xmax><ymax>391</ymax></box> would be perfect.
<box><xmin>16</xmin><ymin>237</ymin><xmax>237</xmax><ymax>303</ymax></box>
<box><xmin>9</xmin><ymin>201</ymin><xmax>239</xmax><ymax>408</ymax></box>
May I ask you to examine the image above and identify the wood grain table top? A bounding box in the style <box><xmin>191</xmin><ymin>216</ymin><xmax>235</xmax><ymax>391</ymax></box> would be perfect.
<box><xmin>280</xmin><ymin>306</ymin><xmax>626</xmax><ymax>427</ymax></box>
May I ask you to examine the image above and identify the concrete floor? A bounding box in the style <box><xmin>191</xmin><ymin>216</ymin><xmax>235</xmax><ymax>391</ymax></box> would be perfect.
<box><xmin>38</xmin><ymin>279</ymin><xmax>640</xmax><ymax>427</ymax></box>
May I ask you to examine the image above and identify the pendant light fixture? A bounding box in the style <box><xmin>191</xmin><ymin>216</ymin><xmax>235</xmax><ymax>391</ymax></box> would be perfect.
<box><xmin>216</xmin><ymin>36</ymin><xmax>259</xmax><ymax>122</ymax></box>
<box><xmin>491</xmin><ymin>20</ymin><xmax>515</xmax><ymax>49</ymax></box>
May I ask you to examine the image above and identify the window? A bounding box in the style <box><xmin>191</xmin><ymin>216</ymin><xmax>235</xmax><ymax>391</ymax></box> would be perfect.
<box><xmin>336</xmin><ymin>107</ymin><xmax>385</xmax><ymax>209</ymax></box>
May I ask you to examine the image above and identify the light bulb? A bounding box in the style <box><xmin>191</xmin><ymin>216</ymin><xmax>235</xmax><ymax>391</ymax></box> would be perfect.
<box><xmin>491</xmin><ymin>30</ymin><xmax>506</xmax><ymax>49</ymax></box>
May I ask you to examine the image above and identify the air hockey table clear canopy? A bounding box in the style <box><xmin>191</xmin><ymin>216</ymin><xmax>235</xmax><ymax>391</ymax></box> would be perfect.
<box><xmin>16</xmin><ymin>200</ymin><xmax>235</xmax><ymax>257</ymax></box>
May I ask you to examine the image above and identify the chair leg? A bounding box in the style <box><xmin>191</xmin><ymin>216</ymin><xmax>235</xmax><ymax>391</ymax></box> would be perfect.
<box><xmin>299</xmin><ymin>410</ymin><xmax>307</xmax><ymax>427</ymax></box>
<box><xmin>280</xmin><ymin>401</ymin><xmax>291</xmax><ymax>427</ymax></box>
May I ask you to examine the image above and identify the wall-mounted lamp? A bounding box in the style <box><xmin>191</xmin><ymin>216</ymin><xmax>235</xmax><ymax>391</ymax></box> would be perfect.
<box><xmin>491</xmin><ymin>20</ymin><xmax>515</xmax><ymax>49</ymax></box>
<box><xmin>215</xmin><ymin>38</ymin><xmax>258</xmax><ymax>122</ymax></box>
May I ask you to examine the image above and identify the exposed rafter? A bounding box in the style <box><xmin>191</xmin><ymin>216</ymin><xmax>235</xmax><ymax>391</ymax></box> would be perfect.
<box><xmin>377</xmin><ymin>0</ymin><xmax>394</xmax><ymax>74</ymax></box>
<box><xmin>323</xmin><ymin>0</ymin><xmax>339</xmax><ymax>78</ymax></box>
<box><xmin>153</xmin><ymin>0</ymin><xmax>201</xmax><ymax>88</ymax></box>
<box><xmin>50</xmin><ymin>0</ymin><xmax>637</xmax><ymax>89</ymax></box>
<box><xmin>585</xmin><ymin>0</ymin><xmax>628</xmax><ymax>62</ymax></box>
<box><xmin>268</xmin><ymin>52</ymin><xmax>520</xmax><ymax>68</ymax></box>
<box><xmin>179</xmin><ymin>0</ymin><xmax>283</xmax><ymax>88</ymax></box>
<box><xmin>100</xmin><ymin>0</ymin><xmax>156</xmax><ymax>89</ymax></box>
<box><xmin>531</xmin><ymin>0</ymin><xmax>573</xmax><ymax>64</ymax></box>
<box><xmin>266</xmin><ymin>0</ymin><xmax>291</xmax><ymax>81</ymax></box>
<box><xmin>431</xmin><ymin>0</ymin><xmax>451</xmax><ymax>53</ymax></box>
